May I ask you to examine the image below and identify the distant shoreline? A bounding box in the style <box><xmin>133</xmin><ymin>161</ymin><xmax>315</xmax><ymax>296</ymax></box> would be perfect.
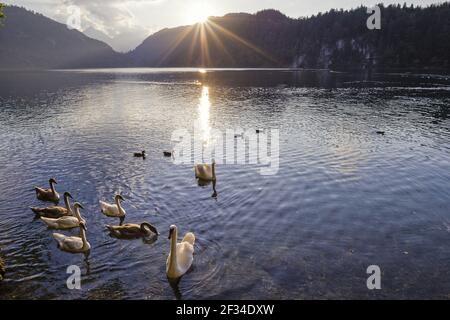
<box><xmin>1</xmin><ymin>67</ymin><xmax>449</xmax><ymax>77</ymax></box>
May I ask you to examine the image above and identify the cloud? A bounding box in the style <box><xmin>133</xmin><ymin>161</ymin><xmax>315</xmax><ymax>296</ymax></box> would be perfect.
<box><xmin>51</xmin><ymin>0</ymin><xmax>160</xmax><ymax>51</ymax></box>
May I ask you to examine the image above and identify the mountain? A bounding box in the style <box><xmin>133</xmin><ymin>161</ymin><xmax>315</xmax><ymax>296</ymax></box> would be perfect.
<box><xmin>0</xmin><ymin>6</ymin><xmax>125</xmax><ymax>69</ymax></box>
<box><xmin>83</xmin><ymin>26</ymin><xmax>151</xmax><ymax>53</ymax></box>
<box><xmin>1</xmin><ymin>4</ymin><xmax>449</xmax><ymax>70</ymax></box>
<box><xmin>128</xmin><ymin>10</ymin><xmax>296</xmax><ymax>67</ymax></box>
<box><xmin>129</xmin><ymin>5</ymin><xmax>450</xmax><ymax>70</ymax></box>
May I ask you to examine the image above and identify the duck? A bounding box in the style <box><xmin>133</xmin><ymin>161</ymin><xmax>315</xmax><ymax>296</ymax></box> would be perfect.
<box><xmin>99</xmin><ymin>194</ymin><xmax>126</xmax><ymax>224</ymax></box>
<box><xmin>40</xmin><ymin>202</ymin><xmax>85</xmax><ymax>230</ymax></box>
<box><xmin>134</xmin><ymin>150</ymin><xmax>146</xmax><ymax>158</ymax></box>
<box><xmin>163</xmin><ymin>151</ymin><xmax>173</xmax><ymax>157</ymax></box>
<box><xmin>106</xmin><ymin>222</ymin><xmax>159</xmax><ymax>239</ymax></box>
<box><xmin>166</xmin><ymin>224</ymin><xmax>195</xmax><ymax>279</ymax></box>
<box><xmin>35</xmin><ymin>178</ymin><xmax>60</xmax><ymax>203</ymax></box>
<box><xmin>31</xmin><ymin>192</ymin><xmax>73</xmax><ymax>218</ymax></box>
<box><xmin>0</xmin><ymin>256</ymin><xmax>5</xmax><ymax>281</ymax></box>
<box><xmin>53</xmin><ymin>219</ymin><xmax>90</xmax><ymax>254</ymax></box>
<box><xmin>194</xmin><ymin>162</ymin><xmax>216</xmax><ymax>181</ymax></box>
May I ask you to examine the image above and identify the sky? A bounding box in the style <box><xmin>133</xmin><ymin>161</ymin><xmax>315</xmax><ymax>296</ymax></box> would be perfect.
<box><xmin>3</xmin><ymin>0</ymin><xmax>445</xmax><ymax>52</ymax></box>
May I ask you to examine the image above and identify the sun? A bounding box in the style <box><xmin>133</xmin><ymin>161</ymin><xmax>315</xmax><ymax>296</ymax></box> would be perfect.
<box><xmin>190</xmin><ymin>11</ymin><xmax>209</xmax><ymax>24</ymax></box>
<box><xmin>187</xmin><ymin>3</ymin><xmax>212</xmax><ymax>24</ymax></box>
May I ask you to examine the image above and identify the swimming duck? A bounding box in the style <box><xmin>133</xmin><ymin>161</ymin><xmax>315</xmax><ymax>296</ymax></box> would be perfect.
<box><xmin>41</xmin><ymin>202</ymin><xmax>85</xmax><ymax>230</ymax></box>
<box><xmin>166</xmin><ymin>225</ymin><xmax>195</xmax><ymax>279</ymax></box>
<box><xmin>53</xmin><ymin>218</ymin><xmax>90</xmax><ymax>254</ymax></box>
<box><xmin>106</xmin><ymin>222</ymin><xmax>159</xmax><ymax>239</ymax></box>
<box><xmin>35</xmin><ymin>178</ymin><xmax>60</xmax><ymax>203</ymax></box>
<box><xmin>195</xmin><ymin>162</ymin><xmax>216</xmax><ymax>181</ymax></box>
<box><xmin>163</xmin><ymin>151</ymin><xmax>172</xmax><ymax>157</ymax></box>
<box><xmin>31</xmin><ymin>192</ymin><xmax>73</xmax><ymax>218</ymax></box>
<box><xmin>134</xmin><ymin>151</ymin><xmax>146</xmax><ymax>158</ymax></box>
<box><xmin>100</xmin><ymin>194</ymin><xmax>126</xmax><ymax>223</ymax></box>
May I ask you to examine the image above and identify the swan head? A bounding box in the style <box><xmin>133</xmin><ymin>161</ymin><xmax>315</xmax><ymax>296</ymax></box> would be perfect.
<box><xmin>79</xmin><ymin>221</ymin><xmax>87</xmax><ymax>231</ymax></box>
<box><xmin>115</xmin><ymin>194</ymin><xmax>125</xmax><ymax>202</ymax></box>
<box><xmin>49</xmin><ymin>178</ymin><xmax>57</xmax><ymax>185</ymax></box>
<box><xmin>73</xmin><ymin>202</ymin><xmax>84</xmax><ymax>210</ymax></box>
<box><xmin>141</xmin><ymin>222</ymin><xmax>159</xmax><ymax>235</ymax></box>
<box><xmin>168</xmin><ymin>225</ymin><xmax>177</xmax><ymax>239</ymax></box>
<box><xmin>63</xmin><ymin>192</ymin><xmax>73</xmax><ymax>199</ymax></box>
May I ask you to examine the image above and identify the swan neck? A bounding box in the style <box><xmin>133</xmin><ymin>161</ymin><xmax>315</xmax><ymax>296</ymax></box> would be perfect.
<box><xmin>168</xmin><ymin>228</ymin><xmax>178</xmax><ymax>273</ymax></box>
<box><xmin>74</xmin><ymin>207</ymin><xmax>82</xmax><ymax>222</ymax></box>
<box><xmin>79</xmin><ymin>226</ymin><xmax>87</xmax><ymax>249</ymax></box>
<box><xmin>212</xmin><ymin>163</ymin><xmax>216</xmax><ymax>179</ymax></box>
<box><xmin>115</xmin><ymin>197</ymin><xmax>123</xmax><ymax>214</ymax></box>
<box><xmin>64</xmin><ymin>195</ymin><xmax>71</xmax><ymax>212</ymax></box>
<box><xmin>50</xmin><ymin>181</ymin><xmax>56</xmax><ymax>195</ymax></box>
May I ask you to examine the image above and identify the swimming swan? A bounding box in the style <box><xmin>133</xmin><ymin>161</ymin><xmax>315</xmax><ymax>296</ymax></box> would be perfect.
<box><xmin>31</xmin><ymin>192</ymin><xmax>73</xmax><ymax>218</ymax></box>
<box><xmin>35</xmin><ymin>178</ymin><xmax>60</xmax><ymax>203</ymax></box>
<box><xmin>41</xmin><ymin>202</ymin><xmax>85</xmax><ymax>230</ymax></box>
<box><xmin>166</xmin><ymin>225</ymin><xmax>195</xmax><ymax>279</ymax></box>
<box><xmin>106</xmin><ymin>222</ymin><xmax>158</xmax><ymax>239</ymax></box>
<box><xmin>53</xmin><ymin>211</ymin><xmax>90</xmax><ymax>254</ymax></box>
<box><xmin>100</xmin><ymin>194</ymin><xmax>126</xmax><ymax>223</ymax></box>
<box><xmin>194</xmin><ymin>162</ymin><xmax>216</xmax><ymax>181</ymax></box>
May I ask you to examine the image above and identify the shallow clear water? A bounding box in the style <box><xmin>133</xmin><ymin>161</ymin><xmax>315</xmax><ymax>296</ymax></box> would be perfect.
<box><xmin>0</xmin><ymin>69</ymin><xmax>449</xmax><ymax>299</ymax></box>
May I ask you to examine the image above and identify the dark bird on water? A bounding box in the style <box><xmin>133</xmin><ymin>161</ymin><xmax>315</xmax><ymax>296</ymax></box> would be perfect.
<box><xmin>31</xmin><ymin>191</ymin><xmax>74</xmax><ymax>218</ymax></box>
<box><xmin>35</xmin><ymin>178</ymin><xmax>60</xmax><ymax>203</ymax></box>
<box><xmin>134</xmin><ymin>151</ymin><xmax>146</xmax><ymax>158</ymax></box>
<box><xmin>163</xmin><ymin>151</ymin><xmax>172</xmax><ymax>157</ymax></box>
<box><xmin>106</xmin><ymin>222</ymin><xmax>159</xmax><ymax>239</ymax></box>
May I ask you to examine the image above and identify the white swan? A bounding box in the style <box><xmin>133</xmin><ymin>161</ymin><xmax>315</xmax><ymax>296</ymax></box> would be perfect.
<box><xmin>31</xmin><ymin>191</ymin><xmax>73</xmax><ymax>218</ymax></box>
<box><xmin>100</xmin><ymin>194</ymin><xmax>126</xmax><ymax>222</ymax></box>
<box><xmin>166</xmin><ymin>225</ymin><xmax>195</xmax><ymax>279</ymax></box>
<box><xmin>194</xmin><ymin>162</ymin><xmax>216</xmax><ymax>181</ymax></box>
<box><xmin>35</xmin><ymin>178</ymin><xmax>60</xmax><ymax>203</ymax></box>
<box><xmin>53</xmin><ymin>206</ymin><xmax>90</xmax><ymax>254</ymax></box>
<box><xmin>41</xmin><ymin>202</ymin><xmax>85</xmax><ymax>230</ymax></box>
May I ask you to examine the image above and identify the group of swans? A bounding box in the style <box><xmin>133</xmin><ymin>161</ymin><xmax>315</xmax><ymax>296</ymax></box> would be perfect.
<box><xmin>32</xmin><ymin>181</ymin><xmax>91</xmax><ymax>254</ymax></box>
<box><xmin>29</xmin><ymin>162</ymin><xmax>215</xmax><ymax>280</ymax></box>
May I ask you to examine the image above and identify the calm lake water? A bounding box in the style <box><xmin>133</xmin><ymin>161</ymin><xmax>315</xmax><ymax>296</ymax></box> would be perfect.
<box><xmin>0</xmin><ymin>68</ymin><xmax>449</xmax><ymax>299</ymax></box>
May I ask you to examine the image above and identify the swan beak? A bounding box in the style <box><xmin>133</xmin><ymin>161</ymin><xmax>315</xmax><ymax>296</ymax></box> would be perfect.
<box><xmin>50</xmin><ymin>178</ymin><xmax>57</xmax><ymax>184</ymax></box>
<box><xmin>77</xmin><ymin>203</ymin><xmax>84</xmax><ymax>210</ymax></box>
<box><xmin>65</xmin><ymin>192</ymin><xmax>73</xmax><ymax>199</ymax></box>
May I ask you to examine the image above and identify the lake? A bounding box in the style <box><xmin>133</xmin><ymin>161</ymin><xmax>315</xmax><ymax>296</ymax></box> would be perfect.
<box><xmin>0</xmin><ymin>68</ymin><xmax>449</xmax><ymax>299</ymax></box>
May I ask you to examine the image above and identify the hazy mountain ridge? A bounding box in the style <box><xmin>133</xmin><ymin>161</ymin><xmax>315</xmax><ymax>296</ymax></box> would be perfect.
<box><xmin>0</xmin><ymin>6</ymin><xmax>125</xmax><ymax>69</ymax></box>
<box><xmin>1</xmin><ymin>5</ymin><xmax>449</xmax><ymax>70</ymax></box>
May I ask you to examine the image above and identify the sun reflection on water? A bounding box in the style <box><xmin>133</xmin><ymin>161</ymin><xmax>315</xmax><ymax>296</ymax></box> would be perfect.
<box><xmin>198</xmin><ymin>86</ymin><xmax>211</xmax><ymax>145</ymax></box>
